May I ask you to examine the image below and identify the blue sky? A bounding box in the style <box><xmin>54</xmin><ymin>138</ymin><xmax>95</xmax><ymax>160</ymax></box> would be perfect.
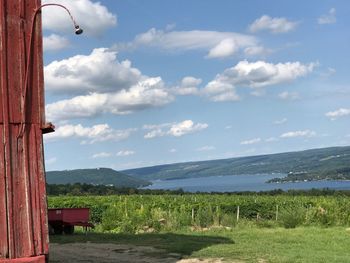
<box><xmin>42</xmin><ymin>0</ymin><xmax>350</xmax><ymax>171</ymax></box>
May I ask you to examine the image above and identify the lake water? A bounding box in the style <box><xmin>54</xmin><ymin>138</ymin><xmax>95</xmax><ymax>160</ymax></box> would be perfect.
<box><xmin>143</xmin><ymin>174</ymin><xmax>350</xmax><ymax>192</ymax></box>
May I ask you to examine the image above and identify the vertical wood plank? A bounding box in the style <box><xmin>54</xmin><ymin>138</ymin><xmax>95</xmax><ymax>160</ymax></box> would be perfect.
<box><xmin>0</xmin><ymin>0</ymin><xmax>48</xmax><ymax>260</ymax></box>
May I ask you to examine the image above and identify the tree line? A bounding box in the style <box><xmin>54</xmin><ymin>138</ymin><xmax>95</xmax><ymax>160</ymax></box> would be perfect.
<box><xmin>46</xmin><ymin>183</ymin><xmax>350</xmax><ymax>196</ymax></box>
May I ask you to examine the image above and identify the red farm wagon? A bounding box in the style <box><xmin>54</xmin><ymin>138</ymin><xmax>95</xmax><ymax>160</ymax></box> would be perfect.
<box><xmin>48</xmin><ymin>208</ymin><xmax>94</xmax><ymax>235</ymax></box>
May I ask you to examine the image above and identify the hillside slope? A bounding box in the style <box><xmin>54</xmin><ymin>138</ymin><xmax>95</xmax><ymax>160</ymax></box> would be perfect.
<box><xmin>123</xmin><ymin>146</ymin><xmax>350</xmax><ymax>182</ymax></box>
<box><xmin>46</xmin><ymin>168</ymin><xmax>150</xmax><ymax>188</ymax></box>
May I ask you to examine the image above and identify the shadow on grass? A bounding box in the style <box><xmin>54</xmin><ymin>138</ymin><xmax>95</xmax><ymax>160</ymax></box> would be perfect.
<box><xmin>50</xmin><ymin>232</ymin><xmax>234</xmax><ymax>256</ymax></box>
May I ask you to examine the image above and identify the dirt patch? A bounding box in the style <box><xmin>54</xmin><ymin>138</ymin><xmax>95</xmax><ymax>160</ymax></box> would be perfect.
<box><xmin>49</xmin><ymin>243</ymin><xmax>228</xmax><ymax>263</ymax></box>
<box><xmin>178</xmin><ymin>259</ymin><xmax>227</xmax><ymax>263</ymax></box>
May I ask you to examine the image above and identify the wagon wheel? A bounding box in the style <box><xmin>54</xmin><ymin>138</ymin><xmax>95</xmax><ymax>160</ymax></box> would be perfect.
<box><xmin>53</xmin><ymin>225</ymin><xmax>63</xmax><ymax>235</ymax></box>
<box><xmin>63</xmin><ymin>225</ymin><xmax>74</xmax><ymax>234</ymax></box>
<box><xmin>48</xmin><ymin>224</ymin><xmax>55</xmax><ymax>235</ymax></box>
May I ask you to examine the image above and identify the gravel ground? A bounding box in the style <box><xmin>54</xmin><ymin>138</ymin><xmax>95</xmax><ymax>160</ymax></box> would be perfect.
<box><xmin>49</xmin><ymin>242</ymin><xmax>227</xmax><ymax>263</ymax></box>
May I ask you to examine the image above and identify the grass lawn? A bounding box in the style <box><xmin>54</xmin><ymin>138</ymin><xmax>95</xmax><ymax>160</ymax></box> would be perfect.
<box><xmin>50</xmin><ymin>226</ymin><xmax>350</xmax><ymax>262</ymax></box>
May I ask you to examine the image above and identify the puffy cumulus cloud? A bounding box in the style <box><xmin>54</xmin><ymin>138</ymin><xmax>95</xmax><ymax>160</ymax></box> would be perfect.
<box><xmin>45</xmin><ymin>48</ymin><xmax>174</xmax><ymax>122</ymax></box>
<box><xmin>202</xmin><ymin>60</ymin><xmax>314</xmax><ymax>101</ymax></box>
<box><xmin>116</xmin><ymin>150</ymin><xmax>135</xmax><ymax>157</ymax></box>
<box><xmin>278</xmin><ymin>91</ymin><xmax>300</xmax><ymax>100</ymax></box>
<box><xmin>221</xmin><ymin>60</ymin><xmax>315</xmax><ymax>88</ymax></box>
<box><xmin>91</xmin><ymin>152</ymin><xmax>112</xmax><ymax>159</ymax></box>
<box><xmin>240</xmin><ymin>138</ymin><xmax>261</xmax><ymax>145</ymax></box>
<box><xmin>44</xmin><ymin>123</ymin><xmax>135</xmax><ymax>144</ymax></box>
<box><xmin>45</xmin><ymin>48</ymin><xmax>142</xmax><ymax>94</ymax></box>
<box><xmin>249</xmin><ymin>15</ymin><xmax>299</xmax><ymax>34</ymax></box>
<box><xmin>325</xmin><ymin>108</ymin><xmax>350</xmax><ymax>120</ymax></box>
<box><xmin>46</xmin><ymin>93</ymin><xmax>107</xmax><ymax>121</ymax></box>
<box><xmin>43</xmin><ymin>34</ymin><xmax>70</xmax><ymax>51</ymax></box>
<box><xmin>318</xmin><ymin>8</ymin><xmax>336</xmax><ymax>25</ymax></box>
<box><xmin>46</xmin><ymin>78</ymin><xmax>174</xmax><ymax>122</ymax></box>
<box><xmin>105</xmin><ymin>77</ymin><xmax>174</xmax><ymax>114</ymax></box>
<box><xmin>170</xmin><ymin>120</ymin><xmax>208</xmax><ymax>137</ymax></box>
<box><xmin>280</xmin><ymin>130</ymin><xmax>316</xmax><ymax>138</ymax></box>
<box><xmin>118</xmin><ymin>28</ymin><xmax>258</xmax><ymax>59</ymax></box>
<box><xmin>42</xmin><ymin>0</ymin><xmax>117</xmax><ymax>37</ymax></box>
<box><xmin>202</xmin><ymin>80</ymin><xmax>240</xmax><ymax>102</ymax></box>
<box><xmin>144</xmin><ymin>120</ymin><xmax>208</xmax><ymax>139</ymax></box>
<box><xmin>173</xmin><ymin>76</ymin><xmax>201</xmax><ymax>95</ymax></box>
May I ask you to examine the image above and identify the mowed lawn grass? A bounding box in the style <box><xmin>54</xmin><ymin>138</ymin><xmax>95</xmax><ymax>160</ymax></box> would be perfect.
<box><xmin>192</xmin><ymin>227</ymin><xmax>350</xmax><ymax>262</ymax></box>
<box><xmin>51</xmin><ymin>226</ymin><xmax>350</xmax><ymax>262</ymax></box>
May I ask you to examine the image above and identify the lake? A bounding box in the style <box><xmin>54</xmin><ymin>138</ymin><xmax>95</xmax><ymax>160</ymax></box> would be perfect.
<box><xmin>142</xmin><ymin>174</ymin><xmax>350</xmax><ymax>192</ymax></box>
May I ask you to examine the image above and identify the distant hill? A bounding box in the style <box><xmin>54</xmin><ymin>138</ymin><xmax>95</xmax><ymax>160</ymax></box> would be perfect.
<box><xmin>46</xmin><ymin>168</ymin><xmax>150</xmax><ymax>188</ymax></box>
<box><xmin>123</xmin><ymin>146</ymin><xmax>350</xmax><ymax>182</ymax></box>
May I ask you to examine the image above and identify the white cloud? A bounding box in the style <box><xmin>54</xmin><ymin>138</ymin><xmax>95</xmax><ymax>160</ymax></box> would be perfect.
<box><xmin>116</xmin><ymin>150</ymin><xmax>135</xmax><ymax>157</ymax></box>
<box><xmin>325</xmin><ymin>108</ymin><xmax>350</xmax><ymax>120</ymax></box>
<box><xmin>45</xmin><ymin>157</ymin><xmax>57</xmax><ymax>165</ymax></box>
<box><xmin>142</xmin><ymin>123</ymin><xmax>173</xmax><ymax>130</ymax></box>
<box><xmin>46</xmin><ymin>79</ymin><xmax>174</xmax><ymax>122</ymax></box>
<box><xmin>43</xmin><ymin>34</ymin><xmax>70</xmax><ymax>51</ymax></box>
<box><xmin>46</xmin><ymin>93</ymin><xmax>107</xmax><ymax>121</ymax></box>
<box><xmin>318</xmin><ymin>8</ymin><xmax>336</xmax><ymax>25</ymax></box>
<box><xmin>45</xmin><ymin>48</ymin><xmax>174</xmax><ymax>121</ymax></box>
<box><xmin>144</xmin><ymin>120</ymin><xmax>208</xmax><ymax>139</ymax></box>
<box><xmin>202</xmin><ymin>80</ymin><xmax>240</xmax><ymax>102</ymax></box>
<box><xmin>240</xmin><ymin>138</ymin><xmax>261</xmax><ymax>145</ymax></box>
<box><xmin>244</xmin><ymin>46</ymin><xmax>272</xmax><ymax>57</ymax></box>
<box><xmin>44</xmin><ymin>123</ymin><xmax>135</xmax><ymax>144</ymax></box>
<box><xmin>222</xmin><ymin>60</ymin><xmax>315</xmax><ymax>88</ymax></box>
<box><xmin>169</xmin><ymin>148</ymin><xmax>177</xmax><ymax>153</ymax></box>
<box><xmin>203</xmin><ymin>60</ymin><xmax>314</xmax><ymax>101</ymax></box>
<box><xmin>44</xmin><ymin>48</ymin><xmax>142</xmax><ymax>94</ymax></box>
<box><xmin>42</xmin><ymin>0</ymin><xmax>117</xmax><ymax>37</ymax></box>
<box><xmin>196</xmin><ymin>146</ymin><xmax>215</xmax><ymax>151</ymax></box>
<box><xmin>144</xmin><ymin>128</ymin><xmax>165</xmax><ymax>139</ymax></box>
<box><xmin>92</xmin><ymin>152</ymin><xmax>112</xmax><ymax>159</ymax></box>
<box><xmin>118</xmin><ymin>28</ymin><xmax>258</xmax><ymax>59</ymax></box>
<box><xmin>173</xmin><ymin>76</ymin><xmax>201</xmax><ymax>95</ymax></box>
<box><xmin>45</xmin><ymin>48</ymin><xmax>174</xmax><ymax>122</ymax></box>
<box><xmin>104</xmin><ymin>77</ymin><xmax>174</xmax><ymax>114</ymax></box>
<box><xmin>278</xmin><ymin>91</ymin><xmax>300</xmax><ymax>100</ymax></box>
<box><xmin>249</xmin><ymin>15</ymin><xmax>299</xmax><ymax>34</ymax></box>
<box><xmin>274</xmin><ymin>118</ymin><xmax>287</xmax><ymax>125</ymax></box>
<box><xmin>207</xmin><ymin>38</ymin><xmax>238</xmax><ymax>58</ymax></box>
<box><xmin>169</xmin><ymin>120</ymin><xmax>208</xmax><ymax>137</ymax></box>
<box><xmin>280</xmin><ymin>130</ymin><xmax>316</xmax><ymax>138</ymax></box>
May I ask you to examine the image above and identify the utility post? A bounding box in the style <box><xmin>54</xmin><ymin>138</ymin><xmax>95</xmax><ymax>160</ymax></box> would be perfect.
<box><xmin>0</xmin><ymin>0</ymin><xmax>49</xmax><ymax>262</ymax></box>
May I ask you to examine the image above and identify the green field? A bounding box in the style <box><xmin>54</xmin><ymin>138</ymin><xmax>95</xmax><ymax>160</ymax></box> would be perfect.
<box><xmin>49</xmin><ymin>194</ymin><xmax>350</xmax><ymax>262</ymax></box>
<box><xmin>51</xmin><ymin>226</ymin><xmax>350</xmax><ymax>262</ymax></box>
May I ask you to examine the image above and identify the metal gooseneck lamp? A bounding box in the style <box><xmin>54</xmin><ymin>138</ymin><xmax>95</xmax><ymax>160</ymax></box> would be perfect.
<box><xmin>19</xmin><ymin>3</ymin><xmax>83</xmax><ymax>138</ymax></box>
<box><xmin>0</xmin><ymin>2</ymin><xmax>82</xmax><ymax>262</ymax></box>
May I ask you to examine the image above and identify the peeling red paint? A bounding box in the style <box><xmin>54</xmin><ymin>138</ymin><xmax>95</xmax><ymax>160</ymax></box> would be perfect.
<box><xmin>0</xmin><ymin>0</ymin><xmax>49</xmax><ymax>262</ymax></box>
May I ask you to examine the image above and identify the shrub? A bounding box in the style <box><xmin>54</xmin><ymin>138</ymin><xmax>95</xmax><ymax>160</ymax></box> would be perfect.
<box><xmin>279</xmin><ymin>206</ymin><xmax>305</xmax><ymax>228</ymax></box>
<box><xmin>195</xmin><ymin>205</ymin><xmax>214</xmax><ymax>228</ymax></box>
<box><xmin>220</xmin><ymin>214</ymin><xmax>236</xmax><ymax>227</ymax></box>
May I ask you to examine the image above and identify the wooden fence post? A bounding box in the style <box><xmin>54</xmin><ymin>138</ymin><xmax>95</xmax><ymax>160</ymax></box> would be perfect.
<box><xmin>236</xmin><ymin>206</ymin><xmax>240</xmax><ymax>222</ymax></box>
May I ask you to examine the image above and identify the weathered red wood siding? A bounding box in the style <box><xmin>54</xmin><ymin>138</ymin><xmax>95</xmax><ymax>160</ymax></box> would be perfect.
<box><xmin>0</xmin><ymin>0</ymin><xmax>49</xmax><ymax>261</ymax></box>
